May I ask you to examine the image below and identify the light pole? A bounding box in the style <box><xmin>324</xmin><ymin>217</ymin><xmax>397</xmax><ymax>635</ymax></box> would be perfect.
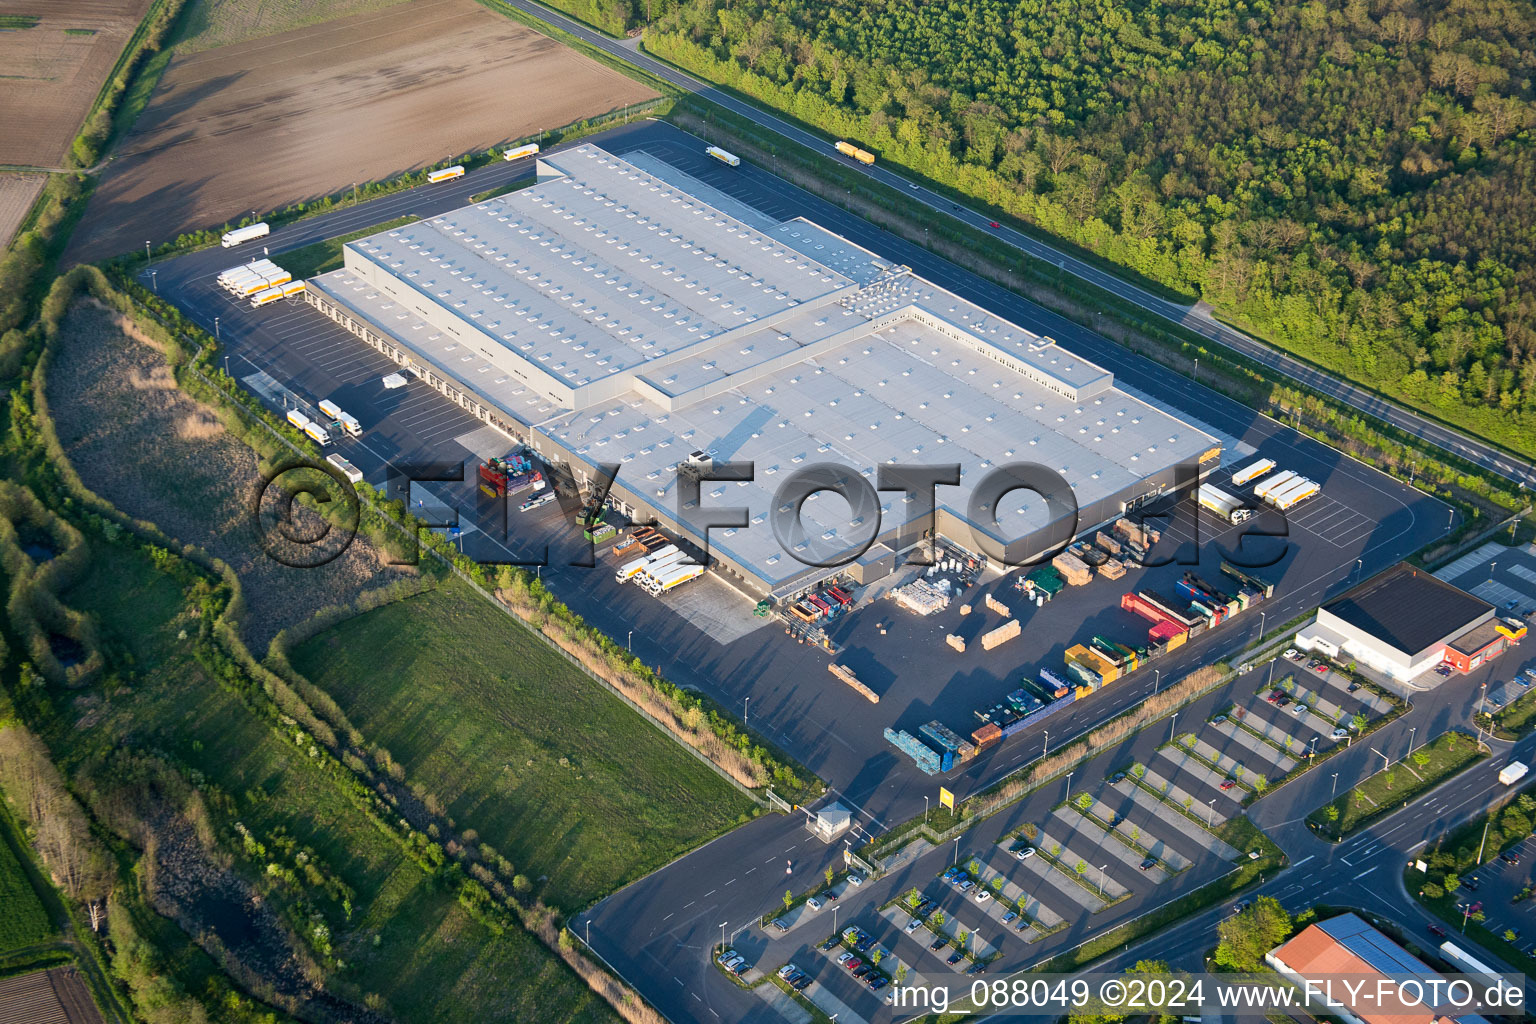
<box><xmin>1407</xmin><ymin>727</ymin><xmax>1417</xmax><ymax>756</ymax></box>
<box><xmin>1065</xmin><ymin>771</ymin><xmax>1074</xmax><ymax>806</ymax></box>
<box><xmin>953</xmin><ymin>837</ymin><xmax>960</xmax><ymax>866</ymax></box>
<box><xmin>1267</xmin><ymin>659</ymin><xmax>1276</xmax><ymax>686</ymax></box>
<box><xmin>1043</xmin><ymin>730</ymin><xmax>1049</xmax><ymax>759</ymax></box>
<box><xmin>1355</xmin><ymin>558</ymin><xmax>1362</xmax><ymax>580</ymax></box>
<box><xmin>1207</xmin><ymin>799</ymin><xmax>1215</xmax><ymax>827</ymax></box>
<box><xmin>743</xmin><ymin>695</ymin><xmax>749</xmax><ymax>724</ymax></box>
<box><xmin>1169</xmin><ymin>712</ymin><xmax>1179</xmax><ymax>746</ymax></box>
<box><xmin>223</xmin><ymin>355</ymin><xmax>229</xmax><ymax>377</ymax></box>
<box><xmin>719</xmin><ymin>921</ymin><xmax>726</xmax><ymax>952</ymax></box>
<box><xmin>924</xmin><ymin>795</ymin><xmax>929</xmax><ymax>826</ymax></box>
<box><xmin>150</xmin><ymin>269</ymin><xmax>157</xmax><ymax>293</ymax></box>
<box><xmin>1098</xmin><ymin>864</ymin><xmax>1107</xmax><ymax>895</ymax></box>
<box><xmin>144</xmin><ymin>240</ymin><xmax>151</xmax><ymax>265</ymax></box>
<box><xmin>1331</xmin><ymin>772</ymin><xmax>1339</xmax><ymax>799</ymax></box>
<box><xmin>214</xmin><ymin>316</ymin><xmax>220</xmax><ymax>341</ymax></box>
<box><xmin>1154</xmin><ymin>669</ymin><xmax>1161</xmax><ymax>693</ymax></box>
<box><xmin>627</xmin><ymin>629</ymin><xmax>633</xmax><ymax>651</ymax></box>
<box><xmin>352</xmin><ymin>182</ymin><xmax>358</xmax><ymax>207</ymax></box>
<box><xmin>1308</xmin><ymin>735</ymin><xmax>1318</xmax><ymax>760</ymax></box>
<box><xmin>1259</xmin><ymin>611</ymin><xmax>1266</xmax><ymax>637</ymax></box>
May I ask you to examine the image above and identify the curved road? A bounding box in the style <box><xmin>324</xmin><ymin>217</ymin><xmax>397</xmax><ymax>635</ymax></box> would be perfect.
<box><xmin>497</xmin><ymin>0</ymin><xmax>1536</xmax><ymax>491</ymax></box>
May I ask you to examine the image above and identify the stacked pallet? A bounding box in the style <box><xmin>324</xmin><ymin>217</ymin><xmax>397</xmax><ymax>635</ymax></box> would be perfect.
<box><xmin>985</xmin><ymin>594</ymin><xmax>1010</xmax><ymax>616</ymax></box>
<box><xmin>946</xmin><ymin>634</ymin><xmax>966</xmax><ymax>652</ymax></box>
<box><xmin>1052</xmin><ymin>551</ymin><xmax>1092</xmax><ymax>586</ymax></box>
<box><xmin>891</xmin><ymin>579</ymin><xmax>951</xmax><ymax>615</ymax></box>
<box><xmin>982</xmin><ymin>619</ymin><xmax>1021</xmax><ymax>651</ymax></box>
<box><xmin>829</xmin><ymin>663</ymin><xmax>879</xmax><ymax>703</ymax></box>
<box><xmin>1099</xmin><ymin>558</ymin><xmax>1127</xmax><ymax>580</ymax></box>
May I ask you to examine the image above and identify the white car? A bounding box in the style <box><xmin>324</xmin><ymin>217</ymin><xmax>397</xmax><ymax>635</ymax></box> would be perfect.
<box><xmin>847</xmin><ymin>874</ymin><xmax>864</xmax><ymax>887</ymax></box>
<box><xmin>1284</xmin><ymin>648</ymin><xmax>1299</xmax><ymax>659</ymax></box>
<box><xmin>905</xmin><ymin>918</ymin><xmax>920</xmax><ymax>933</ymax></box>
<box><xmin>1331</xmin><ymin>728</ymin><xmax>1349</xmax><ymax>740</ymax></box>
<box><xmin>975</xmin><ymin>889</ymin><xmax>991</xmax><ymax>903</ymax></box>
<box><xmin>777</xmin><ymin>964</ymin><xmax>799</xmax><ymax>980</ymax></box>
<box><xmin>806</xmin><ymin>897</ymin><xmax>823</xmax><ymax>911</ymax></box>
<box><xmin>1014</xmin><ymin>846</ymin><xmax>1036</xmax><ymax>860</ymax></box>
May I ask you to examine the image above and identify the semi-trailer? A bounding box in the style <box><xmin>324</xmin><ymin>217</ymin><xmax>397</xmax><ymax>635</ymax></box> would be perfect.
<box><xmin>427</xmin><ymin>165</ymin><xmax>465</xmax><ymax>183</ymax></box>
<box><xmin>503</xmin><ymin>143</ymin><xmax>539</xmax><ymax>161</ymax></box>
<box><xmin>705</xmin><ymin>145</ymin><xmax>741</xmax><ymax>167</ymax></box>
<box><xmin>1268</xmin><ymin>477</ymin><xmax>1319</xmax><ymax>509</ymax></box>
<box><xmin>250</xmin><ymin>285</ymin><xmax>285</xmax><ymax>307</ymax></box>
<box><xmin>1252</xmin><ymin>470</ymin><xmax>1298</xmax><ymax>500</ymax></box>
<box><xmin>1220</xmin><ymin>561</ymin><xmax>1275</xmax><ymax>599</ymax></box>
<box><xmin>303</xmin><ymin>421</ymin><xmax>331</xmax><ymax>445</ymax></box>
<box><xmin>1500</xmin><ymin>761</ymin><xmax>1529</xmax><ymax>786</ymax></box>
<box><xmin>1231</xmin><ymin>458</ymin><xmax>1276</xmax><ymax>487</ymax></box>
<box><xmin>616</xmin><ymin>544</ymin><xmax>679</xmax><ymax>583</ymax></box>
<box><xmin>221</xmin><ymin>222</ymin><xmax>270</xmax><ymax>247</ymax></box>
<box><xmin>647</xmin><ymin>563</ymin><xmax>705</xmax><ymax>594</ymax></box>
<box><xmin>635</xmin><ymin>550</ymin><xmax>690</xmax><ymax>587</ymax></box>
<box><xmin>835</xmin><ymin>140</ymin><xmax>876</xmax><ymax>165</ymax></box>
<box><xmin>318</xmin><ymin>399</ymin><xmax>363</xmax><ymax>438</ymax></box>
<box><xmin>1197</xmin><ymin>483</ymin><xmax>1252</xmax><ymax>523</ymax></box>
<box><xmin>325</xmin><ymin>453</ymin><xmax>362</xmax><ymax>483</ymax></box>
<box><xmin>286</xmin><ymin>409</ymin><xmax>311</xmax><ymax>432</ymax></box>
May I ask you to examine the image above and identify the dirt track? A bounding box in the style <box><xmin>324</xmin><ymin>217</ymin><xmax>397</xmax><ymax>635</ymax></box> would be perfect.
<box><xmin>68</xmin><ymin>0</ymin><xmax>657</xmax><ymax>261</ymax></box>
<box><xmin>0</xmin><ymin>0</ymin><xmax>154</xmax><ymax>166</ymax></box>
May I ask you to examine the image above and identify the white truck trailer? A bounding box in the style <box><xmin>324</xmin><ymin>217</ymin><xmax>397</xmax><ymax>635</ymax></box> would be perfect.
<box><xmin>286</xmin><ymin>409</ymin><xmax>312</xmax><ymax>432</ymax></box>
<box><xmin>1197</xmin><ymin>483</ymin><xmax>1251</xmax><ymax>524</ymax></box>
<box><xmin>1232</xmin><ymin>458</ymin><xmax>1276</xmax><ymax>487</ymax></box>
<box><xmin>616</xmin><ymin>544</ymin><xmax>679</xmax><ymax>584</ymax></box>
<box><xmin>647</xmin><ymin>563</ymin><xmax>705</xmax><ymax>594</ymax></box>
<box><xmin>326</xmin><ymin>453</ymin><xmax>363</xmax><ymax>483</ymax></box>
<box><xmin>1500</xmin><ymin>761</ymin><xmax>1529</xmax><ymax>786</ymax></box>
<box><xmin>503</xmin><ymin>143</ymin><xmax>539</xmax><ymax>161</ymax></box>
<box><xmin>318</xmin><ymin>399</ymin><xmax>363</xmax><ymax>438</ymax></box>
<box><xmin>303</xmin><ymin>421</ymin><xmax>332</xmax><ymax>445</ymax></box>
<box><xmin>636</xmin><ymin>550</ymin><xmax>689</xmax><ymax>588</ymax></box>
<box><xmin>1252</xmin><ymin>470</ymin><xmax>1299</xmax><ymax>501</ymax></box>
<box><xmin>221</xmin><ymin>222</ymin><xmax>270</xmax><ymax>248</ymax></box>
<box><xmin>427</xmin><ymin>165</ymin><xmax>465</xmax><ymax>183</ymax></box>
<box><xmin>1269</xmin><ymin>477</ymin><xmax>1319</xmax><ymax>510</ymax></box>
<box><xmin>706</xmin><ymin>146</ymin><xmax>741</xmax><ymax>167</ymax></box>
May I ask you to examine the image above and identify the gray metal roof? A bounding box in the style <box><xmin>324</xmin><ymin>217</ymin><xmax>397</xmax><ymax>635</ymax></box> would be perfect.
<box><xmin>312</xmin><ymin>143</ymin><xmax>1218</xmax><ymax>586</ymax></box>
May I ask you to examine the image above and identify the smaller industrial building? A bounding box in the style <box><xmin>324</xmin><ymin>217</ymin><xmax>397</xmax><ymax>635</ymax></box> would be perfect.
<box><xmin>1266</xmin><ymin>913</ymin><xmax>1492</xmax><ymax>1024</ymax></box>
<box><xmin>1295</xmin><ymin>564</ymin><xmax>1524</xmax><ymax>684</ymax></box>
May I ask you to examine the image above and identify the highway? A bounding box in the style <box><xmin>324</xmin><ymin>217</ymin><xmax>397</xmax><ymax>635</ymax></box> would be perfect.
<box><xmin>487</xmin><ymin>0</ymin><xmax>1536</xmax><ymax>492</ymax></box>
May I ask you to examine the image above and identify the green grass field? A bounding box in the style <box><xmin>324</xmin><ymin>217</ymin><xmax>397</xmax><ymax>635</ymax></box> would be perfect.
<box><xmin>277</xmin><ymin>215</ymin><xmax>417</xmax><ymax>279</ymax></box>
<box><xmin>54</xmin><ymin>543</ymin><xmax>617</xmax><ymax>1024</ymax></box>
<box><xmin>0</xmin><ymin>811</ymin><xmax>53</xmax><ymax>954</ymax></box>
<box><xmin>173</xmin><ymin>0</ymin><xmax>413</xmax><ymax>54</ymax></box>
<box><xmin>289</xmin><ymin>579</ymin><xmax>757</xmax><ymax>910</ymax></box>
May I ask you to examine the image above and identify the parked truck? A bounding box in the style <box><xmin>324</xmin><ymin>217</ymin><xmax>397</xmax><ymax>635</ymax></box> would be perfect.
<box><xmin>221</xmin><ymin>222</ymin><xmax>270</xmax><ymax>248</ymax></box>
<box><xmin>318</xmin><ymin>399</ymin><xmax>363</xmax><ymax>438</ymax></box>
<box><xmin>1232</xmin><ymin>458</ymin><xmax>1276</xmax><ymax>487</ymax></box>
<box><xmin>1197</xmin><ymin>483</ymin><xmax>1251</xmax><ymax>524</ymax></box>
<box><xmin>647</xmin><ymin>563</ymin><xmax>705</xmax><ymax>595</ymax></box>
<box><xmin>286</xmin><ymin>409</ymin><xmax>311</xmax><ymax>432</ymax></box>
<box><xmin>1268</xmin><ymin>477</ymin><xmax>1319</xmax><ymax>510</ymax></box>
<box><xmin>1500</xmin><ymin>761</ymin><xmax>1529</xmax><ymax>786</ymax></box>
<box><xmin>705</xmin><ymin>146</ymin><xmax>741</xmax><ymax>167</ymax></box>
<box><xmin>1252</xmin><ymin>470</ymin><xmax>1298</xmax><ymax>501</ymax></box>
<box><xmin>616</xmin><ymin>544</ymin><xmax>679</xmax><ymax>583</ymax></box>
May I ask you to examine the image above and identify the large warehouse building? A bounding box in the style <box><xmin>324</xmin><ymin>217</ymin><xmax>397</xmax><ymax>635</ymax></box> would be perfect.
<box><xmin>305</xmin><ymin>144</ymin><xmax>1220</xmax><ymax>598</ymax></box>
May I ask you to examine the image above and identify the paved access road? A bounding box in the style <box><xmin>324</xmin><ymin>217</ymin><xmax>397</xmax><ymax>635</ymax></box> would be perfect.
<box><xmin>485</xmin><ymin>0</ymin><xmax>1536</xmax><ymax>490</ymax></box>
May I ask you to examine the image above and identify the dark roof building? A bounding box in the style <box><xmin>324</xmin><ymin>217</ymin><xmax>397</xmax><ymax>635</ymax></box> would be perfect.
<box><xmin>1296</xmin><ymin>564</ymin><xmax>1522</xmax><ymax>683</ymax></box>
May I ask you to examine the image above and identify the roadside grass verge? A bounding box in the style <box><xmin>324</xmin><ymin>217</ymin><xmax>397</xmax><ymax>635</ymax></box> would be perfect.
<box><xmin>1306</xmin><ymin>730</ymin><xmax>1484</xmax><ymax>840</ymax></box>
<box><xmin>276</xmin><ymin>215</ymin><xmax>418</xmax><ymax>278</ymax></box>
<box><xmin>284</xmin><ymin>578</ymin><xmax>758</xmax><ymax>911</ymax></box>
<box><xmin>469</xmin><ymin>179</ymin><xmax>537</xmax><ymax>204</ymax></box>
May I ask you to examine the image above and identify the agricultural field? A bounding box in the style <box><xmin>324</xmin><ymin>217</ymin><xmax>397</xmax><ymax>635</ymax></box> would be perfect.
<box><xmin>48</xmin><ymin>538</ymin><xmax>618</xmax><ymax>1024</ymax></box>
<box><xmin>289</xmin><ymin>579</ymin><xmax>758</xmax><ymax>911</ymax></box>
<box><xmin>0</xmin><ymin>173</ymin><xmax>46</xmax><ymax>248</ymax></box>
<box><xmin>43</xmin><ymin>297</ymin><xmax>417</xmax><ymax>651</ymax></box>
<box><xmin>0</xmin><ymin>812</ymin><xmax>53</xmax><ymax>955</ymax></box>
<box><xmin>68</xmin><ymin>0</ymin><xmax>659</xmax><ymax>261</ymax></box>
<box><xmin>0</xmin><ymin>0</ymin><xmax>153</xmax><ymax>166</ymax></box>
<box><xmin>173</xmin><ymin>0</ymin><xmax>411</xmax><ymax>53</ymax></box>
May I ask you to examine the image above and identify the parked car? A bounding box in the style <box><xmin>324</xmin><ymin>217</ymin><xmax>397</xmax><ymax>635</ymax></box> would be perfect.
<box><xmin>518</xmin><ymin>491</ymin><xmax>555</xmax><ymax>512</ymax></box>
<box><xmin>930</xmin><ymin>936</ymin><xmax>947</xmax><ymax>950</ymax></box>
<box><xmin>819</xmin><ymin>936</ymin><xmax>839</xmax><ymax>951</ymax></box>
<box><xmin>1140</xmin><ymin>857</ymin><xmax>1158</xmax><ymax>871</ymax></box>
<box><xmin>869</xmin><ymin>976</ymin><xmax>889</xmax><ymax>992</ymax></box>
<box><xmin>842</xmin><ymin>957</ymin><xmax>862</xmax><ymax>972</ymax></box>
<box><xmin>822</xmin><ymin>889</ymin><xmax>838</xmax><ymax>902</ymax></box>
<box><xmin>975</xmin><ymin>889</ymin><xmax>991</xmax><ymax>903</ymax></box>
<box><xmin>1276</xmin><ymin>694</ymin><xmax>1292</xmax><ymax>707</ymax></box>
<box><xmin>1002</xmin><ymin>911</ymin><xmax>1017</xmax><ymax>924</ymax></box>
<box><xmin>1220</xmin><ymin>779</ymin><xmax>1237</xmax><ymax>791</ymax></box>
<box><xmin>958</xmin><ymin>879</ymin><xmax>974</xmax><ymax>892</ymax></box>
<box><xmin>1332</xmin><ymin>728</ymin><xmax>1350</xmax><ymax>740</ymax></box>
<box><xmin>837</xmin><ymin>952</ymin><xmax>855</xmax><ymax>966</ymax></box>
<box><xmin>1347</xmin><ymin>682</ymin><xmax>1362</xmax><ymax>692</ymax></box>
<box><xmin>776</xmin><ymin>964</ymin><xmax>798</xmax><ymax>980</ymax></box>
<box><xmin>1284</xmin><ymin>648</ymin><xmax>1300</xmax><ymax>660</ymax></box>
<box><xmin>967</xmin><ymin>962</ymin><xmax>987</xmax><ymax>975</ymax></box>
<box><xmin>1291</xmin><ymin>703</ymin><xmax>1309</xmax><ymax>717</ymax></box>
<box><xmin>771</xmin><ymin>919</ymin><xmax>787</xmax><ymax>932</ymax></box>
<box><xmin>1463</xmin><ymin>876</ymin><xmax>1483</xmax><ymax>891</ymax></box>
<box><xmin>1267</xmin><ymin>690</ymin><xmax>1282</xmax><ymax>704</ymax></box>
<box><xmin>791</xmin><ymin>975</ymin><xmax>810</xmax><ymax>991</ymax></box>
<box><xmin>1501</xmin><ymin>849</ymin><xmax>1523</xmax><ymax>865</ymax></box>
<box><xmin>847</xmin><ymin>874</ymin><xmax>864</xmax><ymax>887</ymax></box>
<box><xmin>806</xmin><ymin>897</ymin><xmax>823</xmax><ymax>911</ymax></box>
<box><xmin>947</xmin><ymin>951</ymin><xmax>964</xmax><ymax>965</ymax></box>
<box><xmin>853</xmin><ymin>964</ymin><xmax>871</xmax><ymax>979</ymax></box>
<box><xmin>1015</xmin><ymin>916</ymin><xmax>1029</xmax><ymax>931</ymax></box>
<box><xmin>941</xmin><ymin>866</ymin><xmax>960</xmax><ymax>882</ymax></box>
<box><xmin>905</xmin><ymin>918</ymin><xmax>921</xmax><ymax>933</ymax></box>
<box><xmin>1015</xmin><ymin>846</ymin><xmax>1036</xmax><ymax>860</ymax></box>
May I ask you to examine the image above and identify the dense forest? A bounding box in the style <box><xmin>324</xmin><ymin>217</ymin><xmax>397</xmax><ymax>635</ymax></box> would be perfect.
<box><xmin>632</xmin><ymin>0</ymin><xmax>1536</xmax><ymax>450</ymax></box>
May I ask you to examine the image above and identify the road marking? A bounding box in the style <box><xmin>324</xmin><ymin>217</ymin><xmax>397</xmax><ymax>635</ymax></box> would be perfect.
<box><xmin>1409</xmin><ymin>839</ymin><xmax>1429</xmax><ymax>853</ymax></box>
<box><xmin>683</xmin><ymin>901</ymin><xmax>694</xmax><ymax>909</ymax></box>
<box><xmin>1292</xmin><ymin>855</ymin><xmax>1314</xmax><ymax>869</ymax></box>
<box><xmin>704</xmin><ymin>889</ymin><xmax>716</xmax><ymax>897</ymax></box>
<box><xmin>724</xmin><ymin>878</ymin><xmax>736</xmax><ymax>886</ymax></box>
<box><xmin>663</xmin><ymin>913</ymin><xmax>673</xmax><ymax>921</ymax></box>
<box><xmin>1353</xmin><ymin>866</ymin><xmax>1378</xmax><ymax>880</ymax></box>
<box><xmin>745</xmin><ymin>867</ymin><xmax>756</xmax><ymax>875</ymax></box>
<box><xmin>674</xmin><ymin>977</ymin><xmax>683</xmax><ymax>987</ymax></box>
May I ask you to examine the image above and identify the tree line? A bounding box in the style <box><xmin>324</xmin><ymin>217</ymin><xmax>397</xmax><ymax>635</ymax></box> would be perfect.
<box><xmin>642</xmin><ymin>0</ymin><xmax>1536</xmax><ymax>454</ymax></box>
